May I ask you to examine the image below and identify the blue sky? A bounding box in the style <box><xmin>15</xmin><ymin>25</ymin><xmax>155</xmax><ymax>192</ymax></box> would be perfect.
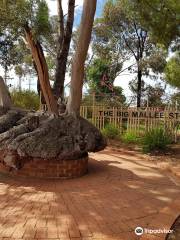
<box><xmin>47</xmin><ymin>0</ymin><xmax>106</xmax><ymax>19</ymax></box>
<box><xmin>73</xmin><ymin>0</ymin><xmax>106</xmax><ymax>26</ymax></box>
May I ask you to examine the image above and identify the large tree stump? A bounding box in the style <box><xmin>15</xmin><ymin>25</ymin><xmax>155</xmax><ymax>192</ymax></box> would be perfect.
<box><xmin>0</xmin><ymin>108</ymin><xmax>106</xmax><ymax>178</ymax></box>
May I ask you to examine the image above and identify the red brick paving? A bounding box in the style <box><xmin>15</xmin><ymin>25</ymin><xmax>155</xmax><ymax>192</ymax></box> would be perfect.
<box><xmin>0</xmin><ymin>148</ymin><xmax>179</xmax><ymax>240</ymax></box>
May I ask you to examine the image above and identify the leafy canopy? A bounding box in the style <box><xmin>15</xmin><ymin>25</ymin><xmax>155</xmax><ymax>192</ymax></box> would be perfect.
<box><xmin>87</xmin><ymin>58</ymin><xmax>126</xmax><ymax>103</ymax></box>
<box><xmin>121</xmin><ymin>0</ymin><xmax>180</xmax><ymax>47</ymax></box>
<box><xmin>165</xmin><ymin>53</ymin><xmax>180</xmax><ymax>88</ymax></box>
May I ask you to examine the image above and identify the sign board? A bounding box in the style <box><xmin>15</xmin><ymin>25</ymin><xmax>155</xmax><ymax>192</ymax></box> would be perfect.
<box><xmin>97</xmin><ymin>110</ymin><xmax>180</xmax><ymax>120</ymax></box>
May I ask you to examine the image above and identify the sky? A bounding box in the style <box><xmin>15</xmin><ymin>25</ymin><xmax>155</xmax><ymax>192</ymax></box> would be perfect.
<box><xmin>47</xmin><ymin>0</ymin><xmax>105</xmax><ymax>21</ymax></box>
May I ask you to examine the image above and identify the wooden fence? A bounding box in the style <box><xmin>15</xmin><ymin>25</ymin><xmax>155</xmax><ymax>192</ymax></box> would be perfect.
<box><xmin>80</xmin><ymin>105</ymin><xmax>180</xmax><ymax>142</ymax></box>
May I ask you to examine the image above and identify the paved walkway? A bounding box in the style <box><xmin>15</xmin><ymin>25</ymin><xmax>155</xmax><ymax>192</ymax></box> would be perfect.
<box><xmin>0</xmin><ymin>148</ymin><xmax>179</xmax><ymax>240</ymax></box>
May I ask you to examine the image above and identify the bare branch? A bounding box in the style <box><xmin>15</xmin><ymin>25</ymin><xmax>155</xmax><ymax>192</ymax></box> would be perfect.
<box><xmin>122</xmin><ymin>34</ymin><xmax>138</xmax><ymax>61</ymax></box>
<box><xmin>116</xmin><ymin>63</ymin><xmax>136</xmax><ymax>77</ymax></box>
<box><xmin>57</xmin><ymin>0</ymin><xmax>64</xmax><ymax>48</ymax></box>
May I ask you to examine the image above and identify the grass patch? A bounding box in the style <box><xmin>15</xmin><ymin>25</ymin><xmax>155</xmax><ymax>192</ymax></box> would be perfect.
<box><xmin>101</xmin><ymin>124</ymin><xmax>120</xmax><ymax>139</ymax></box>
<box><xmin>121</xmin><ymin>131</ymin><xmax>140</xmax><ymax>144</ymax></box>
<box><xmin>142</xmin><ymin>127</ymin><xmax>172</xmax><ymax>153</ymax></box>
<box><xmin>11</xmin><ymin>89</ymin><xmax>40</xmax><ymax>110</ymax></box>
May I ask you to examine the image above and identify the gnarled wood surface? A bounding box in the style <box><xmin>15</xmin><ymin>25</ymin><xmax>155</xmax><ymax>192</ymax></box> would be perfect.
<box><xmin>0</xmin><ymin>108</ymin><xmax>106</xmax><ymax>170</ymax></box>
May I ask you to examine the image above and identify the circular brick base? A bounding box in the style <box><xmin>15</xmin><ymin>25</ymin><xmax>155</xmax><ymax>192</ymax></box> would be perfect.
<box><xmin>0</xmin><ymin>156</ymin><xmax>88</xmax><ymax>179</ymax></box>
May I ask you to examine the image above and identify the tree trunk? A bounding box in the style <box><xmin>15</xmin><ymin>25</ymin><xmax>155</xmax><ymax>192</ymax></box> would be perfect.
<box><xmin>0</xmin><ymin>76</ymin><xmax>12</xmax><ymax>109</ymax></box>
<box><xmin>53</xmin><ymin>0</ymin><xmax>75</xmax><ymax>100</ymax></box>
<box><xmin>67</xmin><ymin>0</ymin><xmax>97</xmax><ymax>116</ymax></box>
<box><xmin>18</xmin><ymin>77</ymin><xmax>22</xmax><ymax>92</ymax></box>
<box><xmin>24</xmin><ymin>25</ymin><xmax>58</xmax><ymax>115</ymax></box>
<box><xmin>137</xmin><ymin>67</ymin><xmax>142</xmax><ymax>108</ymax></box>
<box><xmin>33</xmin><ymin>60</ymin><xmax>46</xmax><ymax>105</ymax></box>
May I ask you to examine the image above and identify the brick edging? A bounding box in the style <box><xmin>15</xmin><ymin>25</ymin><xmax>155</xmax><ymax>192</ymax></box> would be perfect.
<box><xmin>0</xmin><ymin>156</ymin><xmax>88</xmax><ymax>179</ymax></box>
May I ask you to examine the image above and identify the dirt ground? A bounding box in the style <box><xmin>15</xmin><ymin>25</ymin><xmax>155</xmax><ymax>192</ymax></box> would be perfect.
<box><xmin>109</xmin><ymin>140</ymin><xmax>180</xmax><ymax>181</ymax></box>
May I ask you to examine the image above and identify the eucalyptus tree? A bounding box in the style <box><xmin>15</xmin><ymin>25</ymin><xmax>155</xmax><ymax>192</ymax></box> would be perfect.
<box><xmin>93</xmin><ymin>0</ymin><xmax>167</xmax><ymax>107</ymax></box>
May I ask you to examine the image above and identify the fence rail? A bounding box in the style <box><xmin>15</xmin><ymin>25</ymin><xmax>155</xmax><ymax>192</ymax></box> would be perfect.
<box><xmin>80</xmin><ymin>105</ymin><xmax>180</xmax><ymax>142</ymax></box>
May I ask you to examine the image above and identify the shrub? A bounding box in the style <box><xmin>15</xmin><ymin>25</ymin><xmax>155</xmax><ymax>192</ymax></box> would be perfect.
<box><xmin>142</xmin><ymin>127</ymin><xmax>172</xmax><ymax>153</ymax></box>
<box><xmin>121</xmin><ymin>131</ymin><xmax>140</xmax><ymax>144</ymax></box>
<box><xmin>101</xmin><ymin>124</ymin><xmax>120</xmax><ymax>139</ymax></box>
<box><xmin>11</xmin><ymin>89</ymin><xmax>40</xmax><ymax>110</ymax></box>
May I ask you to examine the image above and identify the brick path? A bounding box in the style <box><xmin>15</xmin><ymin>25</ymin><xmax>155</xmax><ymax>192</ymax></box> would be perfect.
<box><xmin>0</xmin><ymin>148</ymin><xmax>179</xmax><ymax>240</ymax></box>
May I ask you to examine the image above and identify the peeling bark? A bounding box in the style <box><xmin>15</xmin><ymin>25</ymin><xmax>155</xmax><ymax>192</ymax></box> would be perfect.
<box><xmin>67</xmin><ymin>0</ymin><xmax>97</xmax><ymax>116</ymax></box>
<box><xmin>24</xmin><ymin>25</ymin><xmax>58</xmax><ymax>115</ymax></box>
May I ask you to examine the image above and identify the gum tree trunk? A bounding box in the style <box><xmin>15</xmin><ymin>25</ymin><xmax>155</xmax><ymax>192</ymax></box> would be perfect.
<box><xmin>24</xmin><ymin>25</ymin><xmax>58</xmax><ymax>115</ymax></box>
<box><xmin>67</xmin><ymin>0</ymin><xmax>97</xmax><ymax>116</ymax></box>
<box><xmin>53</xmin><ymin>0</ymin><xmax>75</xmax><ymax>100</ymax></box>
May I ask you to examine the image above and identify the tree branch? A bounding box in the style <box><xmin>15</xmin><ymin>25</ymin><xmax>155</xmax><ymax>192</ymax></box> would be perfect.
<box><xmin>57</xmin><ymin>0</ymin><xmax>64</xmax><ymax>48</ymax></box>
<box><xmin>122</xmin><ymin>34</ymin><xmax>138</xmax><ymax>61</ymax></box>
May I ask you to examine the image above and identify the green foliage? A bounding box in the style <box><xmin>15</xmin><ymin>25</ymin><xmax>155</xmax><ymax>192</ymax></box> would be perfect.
<box><xmin>129</xmin><ymin>79</ymin><xmax>166</xmax><ymax>107</ymax></box>
<box><xmin>0</xmin><ymin>0</ymin><xmax>30</xmax><ymax>31</ymax></box>
<box><xmin>0</xmin><ymin>31</ymin><xmax>24</xmax><ymax>73</ymax></box>
<box><xmin>129</xmin><ymin>79</ymin><xmax>146</xmax><ymax>99</ymax></box>
<box><xmin>142</xmin><ymin>128</ymin><xmax>172</xmax><ymax>153</ymax></box>
<box><xmin>0</xmin><ymin>0</ymin><xmax>56</xmax><ymax>87</ymax></box>
<box><xmin>171</xmin><ymin>92</ymin><xmax>180</xmax><ymax>107</ymax></box>
<box><xmin>11</xmin><ymin>89</ymin><xmax>40</xmax><ymax>110</ymax></box>
<box><xmin>88</xmin><ymin>58</ymin><xmax>109</xmax><ymax>92</ymax></box>
<box><xmin>143</xmin><ymin>47</ymin><xmax>167</xmax><ymax>74</ymax></box>
<box><xmin>121</xmin><ymin>131</ymin><xmax>140</xmax><ymax>144</ymax></box>
<box><xmin>0</xmin><ymin>0</ymin><xmax>51</xmax><ymax>37</ymax></box>
<box><xmin>34</xmin><ymin>0</ymin><xmax>51</xmax><ymax>39</ymax></box>
<box><xmin>14</xmin><ymin>65</ymin><xmax>24</xmax><ymax>78</ymax></box>
<box><xmin>122</xmin><ymin>0</ymin><xmax>180</xmax><ymax>47</ymax></box>
<box><xmin>101</xmin><ymin>124</ymin><xmax>120</xmax><ymax>139</ymax></box>
<box><xmin>87</xmin><ymin>58</ymin><xmax>125</xmax><ymax>103</ymax></box>
<box><xmin>145</xmin><ymin>84</ymin><xmax>165</xmax><ymax>107</ymax></box>
<box><xmin>165</xmin><ymin>53</ymin><xmax>180</xmax><ymax>88</ymax></box>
